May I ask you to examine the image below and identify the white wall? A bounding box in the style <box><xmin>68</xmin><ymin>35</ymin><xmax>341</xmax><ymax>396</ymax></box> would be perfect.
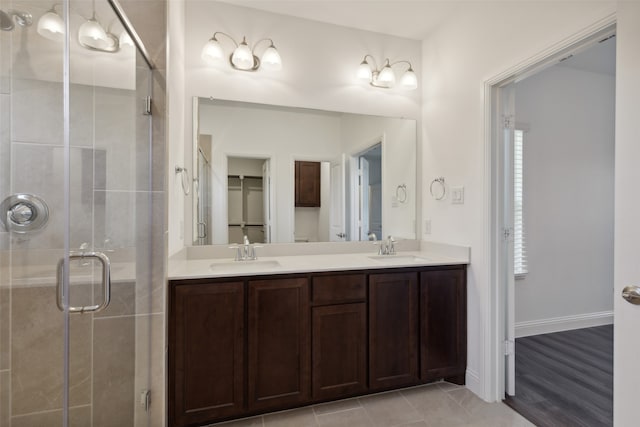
<box><xmin>514</xmin><ymin>64</ymin><xmax>614</xmax><ymax>334</ymax></box>
<box><xmin>421</xmin><ymin>0</ymin><xmax>616</xmax><ymax>399</ymax></box>
<box><xmin>168</xmin><ymin>0</ymin><xmax>422</xmax><ymax>255</ymax></box>
<box><xmin>168</xmin><ymin>0</ymin><xmax>186</xmax><ymax>255</ymax></box>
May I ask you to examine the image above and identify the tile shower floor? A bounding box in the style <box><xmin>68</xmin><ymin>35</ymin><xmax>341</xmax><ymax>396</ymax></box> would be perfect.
<box><xmin>209</xmin><ymin>382</ymin><xmax>534</xmax><ymax>427</ymax></box>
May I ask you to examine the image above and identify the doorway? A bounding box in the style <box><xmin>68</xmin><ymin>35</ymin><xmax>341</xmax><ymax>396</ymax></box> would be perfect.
<box><xmin>226</xmin><ymin>156</ymin><xmax>271</xmax><ymax>244</ymax></box>
<box><xmin>354</xmin><ymin>143</ymin><xmax>382</xmax><ymax>241</ymax></box>
<box><xmin>489</xmin><ymin>23</ymin><xmax>616</xmax><ymax>426</ymax></box>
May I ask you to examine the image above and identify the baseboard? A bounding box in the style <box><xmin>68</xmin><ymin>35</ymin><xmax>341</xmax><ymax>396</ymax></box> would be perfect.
<box><xmin>465</xmin><ymin>368</ymin><xmax>482</xmax><ymax>397</ymax></box>
<box><xmin>515</xmin><ymin>310</ymin><xmax>613</xmax><ymax>338</ymax></box>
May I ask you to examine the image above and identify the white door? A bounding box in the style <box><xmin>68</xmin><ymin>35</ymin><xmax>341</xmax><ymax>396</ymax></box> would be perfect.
<box><xmin>329</xmin><ymin>155</ymin><xmax>346</xmax><ymax>241</ymax></box>
<box><xmin>614</xmin><ymin>4</ymin><xmax>640</xmax><ymax>424</ymax></box>
<box><xmin>262</xmin><ymin>160</ymin><xmax>271</xmax><ymax>243</ymax></box>
<box><xmin>498</xmin><ymin>82</ymin><xmax>517</xmax><ymax>396</ymax></box>
<box><xmin>359</xmin><ymin>156</ymin><xmax>370</xmax><ymax>241</ymax></box>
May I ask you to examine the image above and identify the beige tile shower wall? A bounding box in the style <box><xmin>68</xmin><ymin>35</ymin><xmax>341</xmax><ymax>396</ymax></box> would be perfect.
<box><xmin>10</xmin><ymin>285</ymin><xmax>92</xmax><ymax>416</ymax></box>
<box><xmin>4</xmin><ymin>281</ymin><xmax>140</xmax><ymax>427</ymax></box>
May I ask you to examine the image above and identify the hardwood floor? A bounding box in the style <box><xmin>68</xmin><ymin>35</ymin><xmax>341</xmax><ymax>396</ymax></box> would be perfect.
<box><xmin>505</xmin><ymin>325</ymin><xmax>613</xmax><ymax>427</ymax></box>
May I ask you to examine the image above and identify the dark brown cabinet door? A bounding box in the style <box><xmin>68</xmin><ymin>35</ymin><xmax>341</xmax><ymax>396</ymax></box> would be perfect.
<box><xmin>312</xmin><ymin>303</ymin><xmax>367</xmax><ymax>400</ymax></box>
<box><xmin>295</xmin><ymin>161</ymin><xmax>321</xmax><ymax>207</ymax></box>
<box><xmin>169</xmin><ymin>281</ymin><xmax>245</xmax><ymax>427</ymax></box>
<box><xmin>369</xmin><ymin>272</ymin><xmax>419</xmax><ymax>390</ymax></box>
<box><xmin>420</xmin><ymin>267</ymin><xmax>467</xmax><ymax>384</ymax></box>
<box><xmin>248</xmin><ymin>278</ymin><xmax>310</xmax><ymax>411</ymax></box>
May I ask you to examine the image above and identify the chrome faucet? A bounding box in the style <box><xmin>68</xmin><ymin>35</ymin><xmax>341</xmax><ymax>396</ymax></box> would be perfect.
<box><xmin>376</xmin><ymin>235</ymin><xmax>396</xmax><ymax>255</ymax></box>
<box><xmin>230</xmin><ymin>235</ymin><xmax>259</xmax><ymax>261</ymax></box>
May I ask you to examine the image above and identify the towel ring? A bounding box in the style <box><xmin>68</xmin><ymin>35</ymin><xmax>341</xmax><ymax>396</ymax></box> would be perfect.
<box><xmin>430</xmin><ymin>177</ymin><xmax>446</xmax><ymax>200</ymax></box>
<box><xmin>175</xmin><ymin>166</ymin><xmax>191</xmax><ymax>195</ymax></box>
<box><xmin>395</xmin><ymin>184</ymin><xmax>407</xmax><ymax>204</ymax></box>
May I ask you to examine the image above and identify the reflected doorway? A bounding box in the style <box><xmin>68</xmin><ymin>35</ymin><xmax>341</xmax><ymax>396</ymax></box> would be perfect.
<box><xmin>356</xmin><ymin>143</ymin><xmax>382</xmax><ymax>241</ymax></box>
<box><xmin>227</xmin><ymin>156</ymin><xmax>272</xmax><ymax>244</ymax></box>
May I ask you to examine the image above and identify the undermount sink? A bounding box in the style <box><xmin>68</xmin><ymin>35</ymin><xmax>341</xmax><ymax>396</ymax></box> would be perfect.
<box><xmin>368</xmin><ymin>255</ymin><xmax>430</xmax><ymax>263</ymax></box>
<box><xmin>210</xmin><ymin>260</ymin><xmax>281</xmax><ymax>271</ymax></box>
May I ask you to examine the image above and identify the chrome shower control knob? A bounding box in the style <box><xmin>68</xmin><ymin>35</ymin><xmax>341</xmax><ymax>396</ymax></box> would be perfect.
<box><xmin>0</xmin><ymin>194</ymin><xmax>49</xmax><ymax>233</ymax></box>
<box><xmin>9</xmin><ymin>202</ymin><xmax>35</xmax><ymax>224</ymax></box>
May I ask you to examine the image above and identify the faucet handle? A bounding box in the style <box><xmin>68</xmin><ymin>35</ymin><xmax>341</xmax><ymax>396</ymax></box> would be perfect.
<box><xmin>387</xmin><ymin>236</ymin><xmax>396</xmax><ymax>254</ymax></box>
<box><xmin>373</xmin><ymin>241</ymin><xmax>383</xmax><ymax>255</ymax></box>
<box><xmin>228</xmin><ymin>245</ymin><xmax>243</xmax><ymax>261</ymax></box>
<box><xmin>250</xmin><ymin>245</ymin><xmax>263</xmax><ymax>260</ymax></box>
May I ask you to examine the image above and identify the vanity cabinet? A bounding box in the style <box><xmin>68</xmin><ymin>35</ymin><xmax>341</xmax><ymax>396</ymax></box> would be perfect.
<box><xmin>295</xmin><ymin>161</ymin><xmax>321</xmax><ymax>207</ymax></box>
<box><xmin>420</xmin><ymin>267</ymin><xmax>467</xmax><ymax>384</ymax></box>
<box><xmin>168</xmin><ymin>264</ymin><xmax>467</xmax><ymax>427</ymax></box>
<box><xmin>169</xmin><ymin>281</ymin><xmax>245</xmax><ymax>426</ymax></box>
<box><xmin>247</xmin><ymin>277</ymin><xmax>310</xmax><ymax>411</ymax></box>
<box><xmin>311</xmin><ymin>274</ymin><xmax>367</xmax><ymax>400</ymax></box>
<box><xmin>369</xmin><ymin>272</ymin><xmax>419</xmax><ymax>390</ymax></box>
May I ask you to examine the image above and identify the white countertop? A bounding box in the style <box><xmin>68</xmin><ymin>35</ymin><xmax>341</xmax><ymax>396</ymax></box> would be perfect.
<box><xmin>168</xmin><ymin>241</ymin><xmax>470</xmax><ymax>281</ymax></box>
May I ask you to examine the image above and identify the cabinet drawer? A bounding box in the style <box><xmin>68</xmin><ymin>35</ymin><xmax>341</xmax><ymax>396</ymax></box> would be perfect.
<box><xmin>312</xmin><ymin>274</ymin><xmax>366</xmax><ymax>304</ymax></box>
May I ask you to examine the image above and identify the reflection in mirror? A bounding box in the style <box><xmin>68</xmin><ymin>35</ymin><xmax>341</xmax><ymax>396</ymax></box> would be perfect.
<box><xmin>356</xmin><ymin>144</ymin><xmax>382</xmax><ymax>241</ymax></box>
<box><xmin>193</xmin><ymin>98</ymin><xmax>416</xmax><ymax>245</ymax></box>
<box><xmin>227</xmin><ymin>157</ymin><xmax>271</xmax><ymax>244</ymax></box>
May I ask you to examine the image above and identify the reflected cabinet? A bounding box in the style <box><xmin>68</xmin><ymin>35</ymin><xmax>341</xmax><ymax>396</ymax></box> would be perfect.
<box><xmin>169</xmin><ymin>265</ymin><xmax>466</xmax><ymax>426</ymax></box>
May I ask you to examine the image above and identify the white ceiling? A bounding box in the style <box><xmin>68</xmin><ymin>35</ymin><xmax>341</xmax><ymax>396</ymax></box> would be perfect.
<box><xmin>218</xmin><ymin>0</ymin><xmax>464</xmax><ymax>40</ymax></box>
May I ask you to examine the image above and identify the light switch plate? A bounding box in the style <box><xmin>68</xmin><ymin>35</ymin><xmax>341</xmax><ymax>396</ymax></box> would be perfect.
<box><xmin>424</xmin><ymin>219</ymin><xmax>431</xmax><ymax>235</ymax></box>
<box><xmin>451</xmin><ymin>186</ymin><xmax>464</xmax><ymax>204</ymax></box>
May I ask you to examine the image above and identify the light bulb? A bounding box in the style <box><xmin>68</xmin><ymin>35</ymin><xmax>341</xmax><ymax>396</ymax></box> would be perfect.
<box><xmin>37</xmin><ymin>9</ymin><xmax>64</xmax><ymax>42</ymax></box>
<box><xmin>400</xmin><ymin>68</ymin><xmax>418</xmax><ymax>90</ymax></box>
<box><xmin>261</xmin><ymin>45</ymin><xmax>282</xmax><ymax>70</ymax></box>
<box><xmin>201</xmin><ymin>38</ymin><xmax>224</xmax><ymax>64</ymax></box>
<box><xmin>231</xmin><ymin>38</ymin><xmax>255</xmax><ymax>70</ymax></box>
<box><xmin>377</xmin><ymin>64</ymin><xmax>396</xmax><ymax>87</ymax></box>
<box><xmin>119</xmin><ymin>30</ymin><xmax>134</xmax><ymax>48</ymax></box>
<box><xmin>78</xmin><ymin>17</ymin><xmax>108</xmax><ymax>49</ymax></box>
<box><xmin>357</xmin><ymin>60</ymin><xmax>372</xmax><ymax>82</ymax></box>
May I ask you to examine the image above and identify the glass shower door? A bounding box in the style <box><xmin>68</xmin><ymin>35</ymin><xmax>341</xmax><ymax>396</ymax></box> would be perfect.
<box><xmin>0</xmin><ymin>0</ymin><xmax>156</xmax><ymax>425</ymax></box>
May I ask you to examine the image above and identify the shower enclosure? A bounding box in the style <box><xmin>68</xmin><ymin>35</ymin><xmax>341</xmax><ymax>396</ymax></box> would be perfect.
<box><xmin>0</xmin><ymin>0</ymin><xmax>163</xmax><ymax>425</ymax></box>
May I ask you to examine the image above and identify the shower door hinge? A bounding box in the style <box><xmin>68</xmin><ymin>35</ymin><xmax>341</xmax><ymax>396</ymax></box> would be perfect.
<box><xmin>143</xmin><ymin>96</ymin><xmax>152</xmax><ymax>116</ymax></box>
<box><xmin>502</xmin><ymin>227</ymin><xmax>512</xmax><ymax>240</ymax></box>
<box><xmin>503</xmin><ymin>115</ymin><xmax>514</xmax><ymax>130</ymax></box>
<box><xmin>504</xmin><ymin>339</ymin><xmax>515</xmax><ymax>356</ymax></box>
<box><xmin>140</xmin><ymin>389</ymin><xmax>151</xmax><ymax>412</ymax></box>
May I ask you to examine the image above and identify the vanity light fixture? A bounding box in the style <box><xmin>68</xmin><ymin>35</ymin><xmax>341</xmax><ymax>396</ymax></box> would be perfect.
<box><xmin>77</xmin><ymin>0</ymin><xmax>119</xmax><ymax>53</ymax></box>
<box><xmin>37</xmin><ymin>5</ymin><xmax>64</xmax><ymax>41</ymax></box>
<box><xmin>119</xmin><ymin>30</ymin><xmax>134</xmax><ymax>48</ymax></box>
<box><xmin>201</xmin><ymin>32</ymin><xmax>282</xmax><ymax>72</ymax></box>
<box><xmin>357</xmin><ymin>55</ymin><xmax>418</xmax><ymax>90</ymax></box>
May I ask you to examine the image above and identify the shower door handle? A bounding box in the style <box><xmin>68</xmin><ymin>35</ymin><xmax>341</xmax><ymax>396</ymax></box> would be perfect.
<box><xmin>198</xmin><ymin>222</ymin><xmax>207</xmax><ymax>239</ymax></box>
<box><xmin>56</xmin><ymin>251</ymin><xmax>111</xmax><ymax>313</ymax></box>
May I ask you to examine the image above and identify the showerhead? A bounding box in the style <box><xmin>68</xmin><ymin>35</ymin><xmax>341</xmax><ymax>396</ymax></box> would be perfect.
<box><xmin>0</xmin><ymin>9</ymin><xmax>33</xmax><ymax>31</ymax></box>
<box><xmin>0</xmin><ymin>10</ymin><xmax>13</xmax><ymax>31</ymax></box>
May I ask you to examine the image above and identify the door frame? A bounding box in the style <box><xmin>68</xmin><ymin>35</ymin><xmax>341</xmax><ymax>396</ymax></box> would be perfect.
<box><xmin>484</xmin><ymin>15</ymin><xmax>616</xmax><ymax>402</ymax></box>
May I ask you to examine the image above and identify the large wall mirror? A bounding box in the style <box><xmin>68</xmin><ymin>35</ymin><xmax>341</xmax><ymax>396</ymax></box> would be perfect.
<box><xmin>192</xmin><ymin>98</ymin><xmax>417</xmax><ymax>245</ymax></box>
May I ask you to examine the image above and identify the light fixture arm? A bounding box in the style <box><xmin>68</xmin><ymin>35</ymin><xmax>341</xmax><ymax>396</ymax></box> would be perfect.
<box><xmin>389</xmin><ymin>59</ymin><xmax>414</xmax><ymax>71</ymax></box>
<box><xmin>253</xmin><ymin>37</ymin><xmax>276</xmax><ymax>52</ymax></box>
<box><xmin>361</xmin><ymin>54</ymin><xmax>379</xmax><ymax>72</ymax></box>
<box><xmin>210</xmin><ymin>31</ymin><xmax>239</xmax><ymax>48</ymax></box>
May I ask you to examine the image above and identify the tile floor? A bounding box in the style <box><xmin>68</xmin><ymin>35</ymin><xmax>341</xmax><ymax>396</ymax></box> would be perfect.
<box><xmin>209</xmin><ymin>382</ymin><xmax>534</xmax><ymax>427</ymax></box>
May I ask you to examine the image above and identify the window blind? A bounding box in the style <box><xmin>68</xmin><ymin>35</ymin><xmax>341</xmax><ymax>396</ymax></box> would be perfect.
<box><xmin>514</xmin><ymin>129</ymin><xmax>527</xmax><ymax>276</ymax></box>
